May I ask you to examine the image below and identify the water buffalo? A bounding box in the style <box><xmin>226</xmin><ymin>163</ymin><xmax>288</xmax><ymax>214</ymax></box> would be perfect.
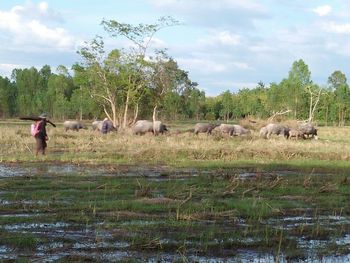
<box><xmin>194</xmin><ymin>123</ymin><xmax>219</xmax><ymax>135</ymax></box>
<box><xmin>92</xmin><ymin>120</ymin><xmax>116</xmax><ymax>133</ymax></box>
<box><xmin>288</xmin><ymin>129</ymin><xmax>304</xmax><ymax>140</ymax></box>
<box><xmin>92</xmin><ymin>120</ymin><xmax>102</xmax><ymax>131</ymax></box>
<box><xmin>217</xmin><ymin>124</ymin><xmax>235</xmax><ymax>135</ymax></box>
<box><xmin>260</xmin><ymin>123</ymin><xmax>290</xmax><ymax>139</ymax></box>
<box><xmin>133</xmin><ymin>120</ymin><xmax>154</xmax><ymax>135</ymax></box>
<box><xmin>231</xmin><ymin>125</ymin><xmax>251</xmax><ymax>136</ymax></box>
<box><xmin>153</xmin><ymin>121</ymin><xmax>168</xmax><ymax>136</ymax></box>
<box><xmin>259</xmin><ymin>126</ymin><xmax>267</xmax><ymax>138</ymax></box>
<box><xmin>299</xmin><ymin>123</ymin><xmax>318</xmax><ymax>139</ymax></box>
<box><xmin>63</xmin><ymin>120</ymin><xmax>86</xmax><ymax>132</ymax></box>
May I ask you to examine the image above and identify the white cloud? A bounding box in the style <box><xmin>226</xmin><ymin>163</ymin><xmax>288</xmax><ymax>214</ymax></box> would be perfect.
<box><xmin>232</xmin><ymin>62</ymin><xmax>252</xmax><ymax>70</ymax></box>
<box><xmin>249</xmin><ymin>44</ymin><xmax>274</xmax><ymax>53</ymax></box>
<box><xmin>0</xmin><ymin>63</ymin><xmax>26</xmax><ymax>77</ymax></box>
<box><xmin>38</xmin><ymin>2</ymin><xmax>48</xmax><ymax>13</ymax></box>
<box><xmin>178</xmin><ymin>57</ymin><xmax>251</xmax><ymax>74</ymax></box>
<box><xmin>12</xmin><ymin>1</ymin><xmax>63</xmax><ymax>22</ymax></box>
<box><xmin>322</xmin><ymin>22</ymin><xmax>350</xmax><ymax>34</ymax></box>
<box><xmin>0</xmin><ymin>1</ymin><xmax>77</xmax><ymax>51</ymax></box>
<box><xmin>144</xmin><ymin>37</ymin><xmax>167</xmax><ymax>49</ymax></box>
<box><xmin>149</xmin><ymin>0</ymin><xmax>264</xmax><ymax>13</ymax></box>
<box><xmin>313</xmin><ymin>5</ymin><xmax>332</xmax><ymax>17</ymax></box>
<box><xmin>217</xmin><ymin>31</ymin><xmax>241</xmax><ymax>46</ymax></box>
<box><xmin>178</xmin><ymin>58</ymin><xmax>228</xmax><ymax>73</ymax></box>
<box><xmin>199</xmin><ymin>31</ymin><xmax>241</xmax><ymax>47</ymax></box>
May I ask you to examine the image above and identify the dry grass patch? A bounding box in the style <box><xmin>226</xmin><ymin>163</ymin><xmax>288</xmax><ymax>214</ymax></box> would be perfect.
<box><xmin>1</xmin><ymin>123</ymin><xmax>350</xmax><ymax>167</ymax></box>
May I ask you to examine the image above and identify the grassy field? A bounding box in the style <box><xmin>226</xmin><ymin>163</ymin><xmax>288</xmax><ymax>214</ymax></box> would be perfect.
<box><xmin>0</xmin><ymin>120</ymin><xmax>350</xmax><ymax>261</ymax></box>
<box><xmin>1</xmin><ymin>120</ymin><xmax>350</xmax><ymax>171</ymax></box>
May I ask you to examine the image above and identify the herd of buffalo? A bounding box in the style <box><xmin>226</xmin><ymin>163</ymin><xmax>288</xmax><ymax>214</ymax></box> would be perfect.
<box><xmin>62</xmin><ymin>119</ymin><xmax>318</xmax><ymax>140</ymax></box>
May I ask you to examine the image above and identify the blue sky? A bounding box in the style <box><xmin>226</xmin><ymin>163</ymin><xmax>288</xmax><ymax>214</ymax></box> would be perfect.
<box><xmin>1</xmin><ymin>0</ymin><xmax>350</xmax><ymax>96</ymax></box>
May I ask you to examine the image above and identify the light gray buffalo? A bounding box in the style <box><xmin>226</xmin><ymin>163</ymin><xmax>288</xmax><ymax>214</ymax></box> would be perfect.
<box><xmin>231</xmin><ymin>125</ymin><xmax>251</xmax><ymax>136</ymax></box>
<box><xmin>92</xmin><ymin>120</ymin><xmax>102</xmax><ymax>131</ymax></box>
<box><xmin>132</xmin><ymin>120</ymin><xmax>168</xmax><ymax>136</ymax></box>
<box><xmin>260</xmin><ymin>123</ymin><xmax>290</xmax><ymax>139</ymax></box>
<box><xmin>92</xmin><ymin>120</ymin><xmax>116</xmax><ymax>133</ymax></box>
<box><xmin>299</xmin><ymin>122</ymin><xmax>318</xmax><ymax>139</ymax></box>
<box><xmin>132</xmin><ymin>120</ymin><xmax>154</xmax><ymax>135</ymax></box>
<box><xmin>63</xmin><ymin>120</ymin><xmax>86</xmax><ymax>132</ymax></box>
<box><xmin>288</xmin><ymin>129</ymin><xmax>304</xmax><ymax>140</ymax></box>
<box><xmin>217</xmin><ymin>124</ymin><xmax>235</xmax><ymax>135</ymax></box>
<box><xmin>194</xmin><ymin>123</ymin><xmax>219</xmax><ymax>135</ymax></box>
<box><xmin>259</xmin><ymin>126</ymin><xmax>268</xmax><ymax>138</ymax></box>
<box><xmin>153</xmin><ymin>121</ymin><xmax>168</xmax><ymax>136</ymax></box>
<box><xmin>217</xmin><ymin>124</ymin><xmax>251</xmax><ymax>136</ymax></box>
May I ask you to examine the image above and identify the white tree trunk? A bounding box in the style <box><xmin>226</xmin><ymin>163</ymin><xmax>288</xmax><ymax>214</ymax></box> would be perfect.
<box><xmin>152</xmin><ymin>105</ymin><xmax>158</xmax><ymax>122</ymax></box>
<box><xmin>132</xmin><ymin>103</ymin><xmax>139</xmax><ymax>125</ymax></box>
<box><xmin>123</xmin><ymin>89</ymin><xmax>130</xmax><ymax>129</ymax></box>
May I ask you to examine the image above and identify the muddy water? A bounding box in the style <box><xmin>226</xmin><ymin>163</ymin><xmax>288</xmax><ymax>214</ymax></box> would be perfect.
<box><xmin>0</xmin><ymin>163</ymin><xmax>349</xmax><ymax>262</ymax></box>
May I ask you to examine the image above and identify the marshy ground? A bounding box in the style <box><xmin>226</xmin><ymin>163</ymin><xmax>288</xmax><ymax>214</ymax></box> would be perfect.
<box><xmin>0</xmin><ymin>121</ymin><xmax>350</xmax><ymax>262</ymax></box>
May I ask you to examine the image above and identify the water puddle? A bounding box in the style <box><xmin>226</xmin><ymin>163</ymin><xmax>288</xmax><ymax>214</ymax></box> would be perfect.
<box><xmin>0</xmin><ymin>163</ymin><xmax>349</xmax><ymax>262</ymax></box>
<box><xmin>2</xmin><ymin>222</ymin><xmax>69</xmax><ymax>231</ymax></box>
<box><xmin>0</xmin><ymin>165</ymin><xmax>32</xmax><ymax>178</ymax></box>
<box><xmin>1</xmin><ymin>213</ymin><xmax>44</xmax><ymax>217</ymax></box>
<box><xmin>268</xmin><ymin>215</ymin><xmax>350</xmax><ymax>230</ymax></box>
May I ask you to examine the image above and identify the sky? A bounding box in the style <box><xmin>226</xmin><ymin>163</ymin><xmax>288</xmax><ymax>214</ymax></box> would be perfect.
<box><xmin>1</xmin><ymin>0</ymin><xmax>350</xmax><ymax>96</ymax></box>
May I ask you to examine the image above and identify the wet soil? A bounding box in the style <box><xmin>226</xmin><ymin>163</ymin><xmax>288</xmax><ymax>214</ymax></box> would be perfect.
<box><xmin>0</xmin><ymin>163</ymin><xmax>349</xmax><ymax>262</ymax></box>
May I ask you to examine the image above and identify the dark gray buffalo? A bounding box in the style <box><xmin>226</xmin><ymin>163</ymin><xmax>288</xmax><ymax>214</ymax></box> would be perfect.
<box><xmin>63</xmin><ymin>120</ymin><xmax>86</xmax><ymax>132</ymax></box>
<box><xmin>194</xmin><ymin>123</ymin><xmax>219</xmax><ymax>135</ymax></box>
<box><xmin>299</xmin><ymin>122</ymin><xmax>318</xmax><ymax>139</ymax></box>
<box><xmin>260</xmin><ymin>123</ymin><xmax>290</xmax><ymax>139</ymax></box>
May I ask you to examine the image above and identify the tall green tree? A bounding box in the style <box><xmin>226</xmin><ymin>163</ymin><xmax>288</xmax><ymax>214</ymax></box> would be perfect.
<box><xmin>205</xmin><ymin>96</ymin><xmax>222</xmax><ymax>120</ymax></box>
<box><xmin>149</xmin><ymin>52</ymin><xmax>182</xmax><ymax>121</ymax></box>
<box><xmin>287</xmin><ymin>59</ymin><xmax>312</xmax><ymax>118</ymax></box>
<box><xmin>12</xmin><ymin>67</ymin><xmax>39</xmax><ymax>115</ymax></box>
<box><xmin>76</xmin><ymin>38</ymin><xmax>127</xmax><ymax>126</ymax></box>
<box><xmin>0</xmin><ymin>76</ymin><xmax>17</xmax><ymax>117</ymax></box>
<box><xmin>101</xmin><ymin>16</ymin><xmax>180</xmax><ymax>124</ymax></box>
<box><xmin>328</xmin><ymin>70</ymin><xmax>350</xmax><ymax>126</ymax></box>
<box><xmin>184</xmin><ymin>88</ymin><xmax>206</xmax><ymax>120</ymax></box>
<box><xmin>220</xmin><ymin>90</ymin><xmax>233</xmax><ymax>122</ymax></box>
<box><xmin>46</xmin><ymin>66</ymin><xmax>76</xmax><ymax>119</ymax></box>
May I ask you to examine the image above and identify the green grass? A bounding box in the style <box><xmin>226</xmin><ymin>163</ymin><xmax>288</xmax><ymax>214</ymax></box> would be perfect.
<box><xmin>0</xmin><ymin>231</ymin><xmax>39</xmax><ymax>250</ymax></box>
<box><xmin>0</xmin><ymin>166</ymin><xmax>349</xmax><ymax>260</ymax></box>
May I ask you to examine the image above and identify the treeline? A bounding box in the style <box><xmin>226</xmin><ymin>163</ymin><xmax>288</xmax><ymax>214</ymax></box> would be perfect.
<box><xmin>0</xmin><ymin>17</ymin><xmax>349</xmax><ymax>126</ymax></box>
<box><xmin>0</xmin><ymin>63</ymin><xmax>206</xmax><ymax>122</ymax></box>
<box><xmin>0</xmin><ymin>58</ymin><xmax>349</xmax><ymax>126</ymax></box>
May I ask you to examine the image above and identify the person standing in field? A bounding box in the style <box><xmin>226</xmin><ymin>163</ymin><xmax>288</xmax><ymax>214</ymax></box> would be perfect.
<box><xmin>34</xmin><ymin>113</ymin><xmax>50</xmax><ymax>156</ymax></box>
<box><xmin>20</xmin><ymin>113</ymin><xmax>56</xmax><ymax>156</ymax></box>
